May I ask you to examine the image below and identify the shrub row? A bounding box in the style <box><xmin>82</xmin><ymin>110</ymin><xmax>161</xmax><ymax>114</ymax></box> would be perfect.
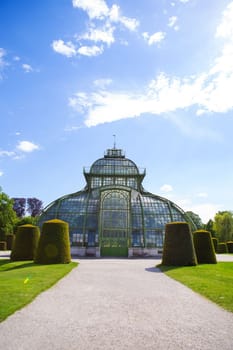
<box><xmin>162</xmin><ymin>223</ymin><xmax>217</xmax><ymax>266</ymax></box>
<box><xmin>10</xmin><ymin>219</ymin><xmax>71</xmax><ymax>264</ymax></box>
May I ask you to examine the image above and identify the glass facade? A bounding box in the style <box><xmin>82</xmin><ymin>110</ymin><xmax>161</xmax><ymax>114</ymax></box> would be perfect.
<box><xmin>39</xmin><ymin>148</ymin><xmax>193</xmax><ymax>256</ymax></box>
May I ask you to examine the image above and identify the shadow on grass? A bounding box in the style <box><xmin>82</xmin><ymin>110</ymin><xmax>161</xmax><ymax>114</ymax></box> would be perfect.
<box><xmin>157</xmin><ymin>264</ymin><xmax>186</xmax><ymax>272</ymax></box>
<box><xmin>0</xmin><ymin>260</ymin><xmax>43</xmax><ymax>272</ymax></box>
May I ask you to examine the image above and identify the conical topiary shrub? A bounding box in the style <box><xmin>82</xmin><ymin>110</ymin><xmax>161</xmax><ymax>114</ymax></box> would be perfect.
<box><xmin>11</xmin><ymin>225</ymin><xmax>40</xmax><ymax>261</ymax></box>
<box><xmin>212</xmin><ymin>237</ymin><xmax>218</xmax><ymax>253</ymax></box>
<box><xmin>35</xmin><ymin>219</ymin><xmax>71</xmax><ymax>264</ymax></box>
<box><xmin>226</xmin><ymin>241</ymin><xmax>233</xmax><ymax>253</ymax></box>
<box><xmin>162</xmin><ymin>222</ymin><xmax>197</xmax><ymax>266</ymax></box>
<box><xmin>217</xmin><ymin>242</ymin><xmax>228</xmax><ymax>254</ymax></box>
<box><xmin>193</xmin><ymin>230</ymin><xmax>217</xmax><ymax>264</ymax></box>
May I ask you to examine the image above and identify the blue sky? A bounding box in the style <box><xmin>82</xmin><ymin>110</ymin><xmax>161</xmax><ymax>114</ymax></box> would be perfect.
<box><xmin>1</xmin><ymin>0</ymin><xmax>233</xmax><ymax>223</ymax></box>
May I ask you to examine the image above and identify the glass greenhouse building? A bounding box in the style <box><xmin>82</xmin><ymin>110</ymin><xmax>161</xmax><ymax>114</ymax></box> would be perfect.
<box><xmin>39</xmin><ymin>147</ymin><xmax>194</xmax><ymax>257</ymax></box>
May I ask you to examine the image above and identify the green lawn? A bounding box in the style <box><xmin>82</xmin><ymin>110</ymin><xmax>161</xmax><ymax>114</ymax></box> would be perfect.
<box><xmin>159</xmin><ymin>262</ymin><xmax>233</xmax><ymax>312</ymax></box>
<box><xmin>0</xmin><ymin>259</ymin><xmax>78</xmax><ymax>322</ymax></box>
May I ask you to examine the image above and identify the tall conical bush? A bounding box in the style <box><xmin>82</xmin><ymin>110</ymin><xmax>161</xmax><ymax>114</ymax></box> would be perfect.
<box><xmin>11</xmin><ymin>224</ymin><xmax>40</xmax><ymax>261</ymax></box>
<box><xmin>193</xmin><ymin>230</ymin><xmax>217</xmax><ymax>264</ymax></box>
<box><xmin>35</xmin><ymin>219</ymin><xmax>71</xmax><ymax>264</ymax></box>
<box><xmin>212</xmin><ymin>237</ymin><xmax>218</xmax><ymax>253</ymax></box>
<box><xmin>162</xmin><ymin>222</ymin><xmax>197</xmax><ymax>266</ymax></box>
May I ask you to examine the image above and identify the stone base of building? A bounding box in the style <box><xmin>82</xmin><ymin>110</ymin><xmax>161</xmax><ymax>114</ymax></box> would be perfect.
<box><xmin>71</xmin><ymin>246</ymin><xmax>162</xmax><ymax>258</ymax></box>
<box><xmin>128</xmin><ymin>247</ymin><xmax>162</xmax><ymax>258</ymax></box>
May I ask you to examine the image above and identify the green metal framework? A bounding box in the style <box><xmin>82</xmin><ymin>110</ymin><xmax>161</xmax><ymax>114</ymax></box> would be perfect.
<box><xmin>39</xmin><ymin>148</ymin><xmax>194</xmax><ymax>255</ymax></box>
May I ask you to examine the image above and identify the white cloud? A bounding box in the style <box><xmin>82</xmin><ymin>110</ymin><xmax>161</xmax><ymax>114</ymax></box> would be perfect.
<box><xmin>72</xmin><ymin>0</ymin><xmax>109</xmax><ymax>19</ymax></box>
<box><xmin>16</xmin><ymin>141</ymin><xmax>39</xmax><ymax>153</ymax></box>
<box><xmin>196</xmin><ymin>192</ymin><xmax>208</xmax><ymax>198</ymax></box>
<box><xmin>160</xmin><ymin>184</ymin><xmax>173</xmax><ymax>193</ymax></box>
<box><xmin>53</xmin><ymin>1</ymin><xmax>139</xmax><ymax>58</ymax></box>
<box><xmin>0</xmin><ymin>48</ymin><xmax>7</xmax><ymax>79</ymax></box>
<box><xmin>52</xmin><ymin>40</ymin><xmax>76</xmax><ymax>57</ymax></box>
<box><xmin>22</xmin><ymin>64</ymin><xmax>33</xmax><ymax>73</ymax></box>
<box><xmin>179</xmin><ymin>0</ymin><xmax>190</xmax><ymax>3</ymax></box>
<box><xmin>0</xmin><ymin>48</ymin><xmax>6</xmax><ymax>66</ymax></box>
<box><xmin>77</xmin><ymin>45</ymin><xmax>103</xmax><ymax>56</ymax></box>
<box><xmin>186</xmin><ymin>203</ymin><xmax>222</xmax><ymax>223</ymax></box>
<box><xmin>0</xmin><ymin>150</ymin><xmax>15</xmax><ymax>157</ymax></box>
<box><xmin>168</xmin><ymin>16</ymin><xmax>177</xmax><ymax>27</ymax></box>
<box><xmin>143</xmin><ymin>31</ymin><xmax>166</xmax><ymax>45</ymax></box>
<box><xmin>79</xmin><ymin>25</ymin><xmax>115</xmax><ymax>45</ymax></box>
<box><xmin>0</xmin><ymin>171</ymin><xmax>3</xmax><ymax>176</ymax></box>
<box><xmin>93</xmin><ymin>78</ymin><xmax>112</xmax><ymax>89</ymax></box>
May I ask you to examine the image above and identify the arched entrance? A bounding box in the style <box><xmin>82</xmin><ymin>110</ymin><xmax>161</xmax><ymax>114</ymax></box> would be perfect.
<box><xmin>100</xmin><ymin>189</ymin><xmax>129</xmax><ymax>257</ymax></box>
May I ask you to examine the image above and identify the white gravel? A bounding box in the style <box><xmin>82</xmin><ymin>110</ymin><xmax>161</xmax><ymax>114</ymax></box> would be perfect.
<box><xmin>0</xmin><ymin>257</ymin><xmax>233</xmax><ymax>350</ymax></box>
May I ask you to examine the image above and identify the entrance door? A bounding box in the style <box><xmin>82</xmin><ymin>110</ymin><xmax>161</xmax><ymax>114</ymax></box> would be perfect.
<box><xmin>100</xmin><ymin>190</ymin><xmax>129</xmax><ymax>257</ymax></box>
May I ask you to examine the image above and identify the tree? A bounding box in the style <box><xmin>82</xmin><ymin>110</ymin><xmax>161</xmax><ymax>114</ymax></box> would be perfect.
<box><xmin>204</xmin><ymin>219</ymin><xmax>216</xmax><ymax>237</ymax></box>
<box><xmin>185</xmin><ymin>211</ymin><xmax>203</xmax><ymax>230</ymax></box>
<box><xmin>12</xmin><ymin>198</ymin><xmax>26</xmax><ymax>218</ymax></box>
<box><xmin>27</xmin><ymin>198</ymin><xmax>43</xmax><ymax>217</ymax></box>
<box><xmin>0</xmin><ymin>188</ymin><xmax>17</xmax><ymax>240</ymax></box>
<box><xmin>213</xmin><ymin>211</ymin><xmax>233</xmax><ymax>242</ymax></box>
<box><xmin>14</xmin><ymin>216</ymin><xmax>38</xmax><ymax>234</ymax></box>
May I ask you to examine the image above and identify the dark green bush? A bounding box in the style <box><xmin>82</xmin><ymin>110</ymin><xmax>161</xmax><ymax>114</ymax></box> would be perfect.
<box><xmin>217</xmin><ymin>242</ymin><xmax>228</xmax><ymax>254</ymax></box>
<box><xmin>0</xmin><ymin>241</ymin><xmax>7</xmax><ymax>250</ymax></box>
<box><xmin>6</xmin><ymin>234</ymin><xmax>14</xmax><ymax>250</ymax></box>
<box><xmin>193</xmin><ymin>230</ymin><xmax>217</xmax><ymax>264</ymax></box>
<box><xmin>162</xmin><ymin>222</ymin><xmax>197</xmax><ymax>266</ymax></box>
<box><xmin>226</xmin><ymin>241</ymin><xmax>233</xmax><ymax>253</ymax></box>
<box><xmin>212</xmin><ymin>237</ymin><xmax>218</xmax><ymax>253</ymax></box>
<box><xmin>35</xmin><ymin>219</ymin><xmax>71</xmax><ymax>264</ymax></box>
<box><xmin>11</xmin><ymin>225</ymin><xmax>40</xmax><ymax>261</ymax></box>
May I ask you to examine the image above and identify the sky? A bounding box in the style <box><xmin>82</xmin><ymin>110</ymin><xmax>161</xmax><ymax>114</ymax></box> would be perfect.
<box><xmin>1</xmin><ymin>0</ymin><xmax>233</xmax><ymax>223</ymax></box>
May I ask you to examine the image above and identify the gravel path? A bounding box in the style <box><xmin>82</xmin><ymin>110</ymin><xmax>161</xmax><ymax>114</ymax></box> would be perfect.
<box><xmin>0</xmin><ymin>258</ymin><xmax>233</xmax><ymax>350</ymax></box>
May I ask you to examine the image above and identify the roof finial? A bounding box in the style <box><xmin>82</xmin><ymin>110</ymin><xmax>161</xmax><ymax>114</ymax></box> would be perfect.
<box><xmin>113</xmin><ymin>134</ymin><xmax>116</xmax><ymax>149</ymax></box>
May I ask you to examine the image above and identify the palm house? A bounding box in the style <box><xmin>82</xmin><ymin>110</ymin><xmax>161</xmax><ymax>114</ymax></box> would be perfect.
<box><xmin>39</xmin><ymin>147</ymin><xmax>194</xmax><ymax>257</ymax></box>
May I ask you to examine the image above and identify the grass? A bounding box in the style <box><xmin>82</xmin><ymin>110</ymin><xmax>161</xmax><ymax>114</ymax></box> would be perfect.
<box><xmin>0</xmin><ymin>259</ymin><xmax>78</xmax><ymax>322</ymax></box>
<box><xmin>159</xmin><ymin>262</ymin><xmax>233</xmax><ymax>313</ymax></box>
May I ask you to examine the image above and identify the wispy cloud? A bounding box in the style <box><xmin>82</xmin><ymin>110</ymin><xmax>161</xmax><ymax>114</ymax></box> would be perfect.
<box><xmin>68</xmin><ymin>2</ymin><xmax>233</xmax><ymax>129</ymax></box>
<box><xmin>53</xmin><ymin>0</ymin><xmax>139</xmax><ymax>58</ymax></box>
<box><xmin>0</xmin><ymin>48</ymin><xmax>8</xmax><ymax>79</ymax></box>
<box><xmin>77</xmin><ymin>45</ymin><xmax>103</xmax><ymax>56</ymax></box>
<box><xmin>160</xmin><ymin>184</ymin><xmax>173</xmax><ymax>193</ymax></box>
<box><xmin>22</xmin><ymin>63</ymin><xmax>34</xmax><ymax>73</ymax></box>
<box><xmin>0</xmin><ymin>170</ymin><xmax>3</xmax><ymax>177</ymax></box>
<box><xmin>142</xmin><ymin>31</ymin><xmax>166</xmax><ymax>45</ymax></box>
<box><xmin>168</xmin><ymin>16</ymin><xmax>179</xmax><ymax>31</ymax></box>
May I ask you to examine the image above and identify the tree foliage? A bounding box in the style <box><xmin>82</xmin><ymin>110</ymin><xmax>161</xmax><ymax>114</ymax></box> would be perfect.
<box><xmin>27</xmin><ymin>198</ymin><xmax>43</xmax><ymax>217</ymax></box>
<box><xmin>204</xmin><ymin>219</ymin><xmax>216</xmax><ymax>237</ymax></box>
<box><xmin>13</xmin><ymin>197</ymin><xmax>43</xmax><ymax>217</ymax></box>
<box><xmin>0</xmin><ymin>189</ymin><xmax>17</xmax><ymax>240</ymax></box>
<box><xmin>213</xmin><ymin>211</ymin><xmax>233</xmax><ymax>242</ymax></box>
<box><xmin>12</xmin><ymin>198</ymin><xmax>26</xmax><ymax>218</ymax></box>
<box><xmin>185</xmin><ymin>211</ymin><xmax>203</xmax><ymax>230</ymax></box>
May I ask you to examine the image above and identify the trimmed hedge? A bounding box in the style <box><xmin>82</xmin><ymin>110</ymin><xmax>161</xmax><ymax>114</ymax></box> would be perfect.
<box><xmin>0</xmin><ymin>241</ymin><xmax>7</xmax><ymax>250</ymax></box>
<box><xmin>212</xmin><ymin>237</ymin><xmax>218</xmax><ymax>253</ymax></box>
<box><xmin>6</xmin><ymin>234</ymin><xmax>14</xmax><ymax>250</ymax></box>
<box><xmin>11</xmin><ymin>225</ymin><xmax>40</xmax><ymax>261</ymax></box>
<box><xmin>162</xmin><ymin>222</ymin><xmax>197</xmax><ymax>266</ymax></box>
<box><xmin>217</xmin><ymin>242</ymin><xmax>228</xmax><ymax>254</ymax></box>
<box><xmin>226</xmin><ymin>241</ymin><xmax>233</xmax><ymax>253</ymax></box>
<box><xmin>193</xmin><ymin>230</ymin><xmax>217</xmax><ymax>264</ymax></box>
<box><xmin>35</xmin><ymin>219</ymin><xmax>71</xmax><ymax>264</ymax></box>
